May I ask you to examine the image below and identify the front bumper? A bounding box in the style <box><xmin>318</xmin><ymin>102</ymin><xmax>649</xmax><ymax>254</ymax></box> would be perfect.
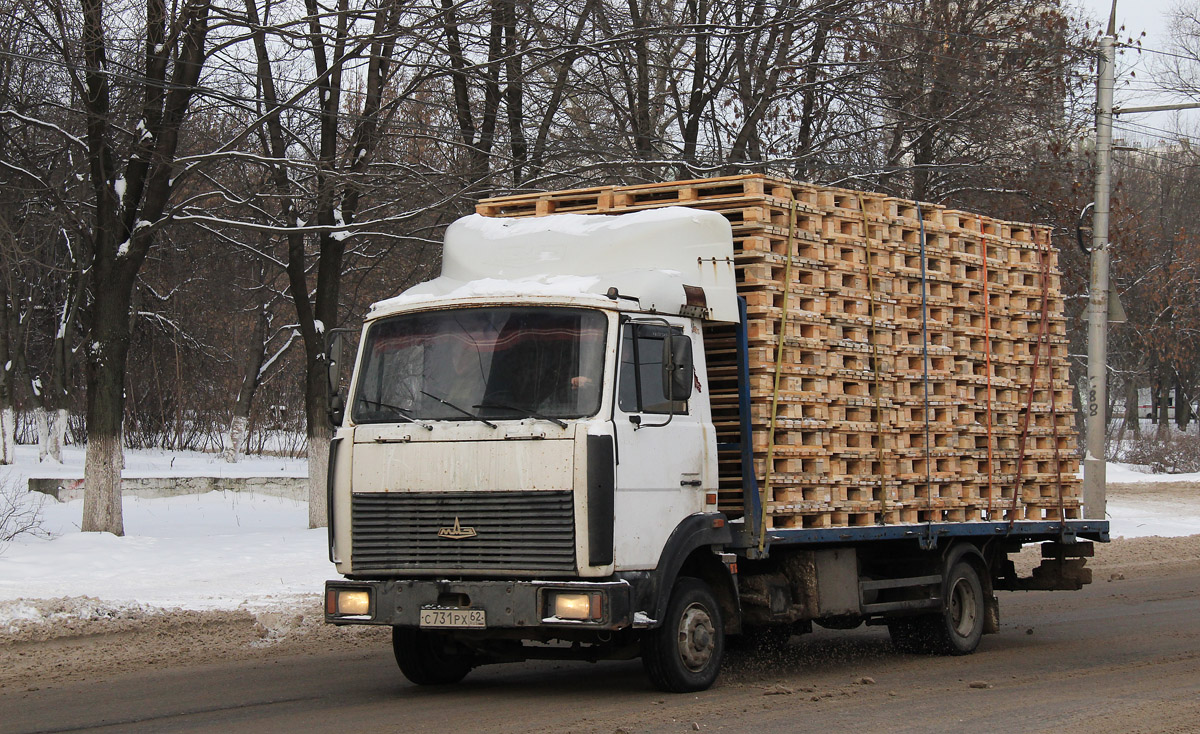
<box><xmin>325</xmin><ymin>578</ymin><xmax>635</xmax><ymax>631</ymax></box>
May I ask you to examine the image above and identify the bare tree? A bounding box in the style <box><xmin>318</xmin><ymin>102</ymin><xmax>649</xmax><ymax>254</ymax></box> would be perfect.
<box><xmin>1108</xmin><ymin>146</ymin><xmax>1200</xmax><ymax>439</ymax></box>
<box><xmin>71</xmin><ymin>0</ymin><xmax>218</xmax><ymax>534</ymax></box>
<box><xmin>232</xmin><ymin>0</ymin><xmax>436</xmax><ymax>526</ymax></box>
<box><xmin>864</xmin><ymin>0</ymin><xmax>1089</xmax><ymax>204</ymax></box>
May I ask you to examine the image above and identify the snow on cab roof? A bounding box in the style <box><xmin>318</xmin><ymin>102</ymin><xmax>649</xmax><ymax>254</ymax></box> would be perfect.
<box><xmin>370</xmin><ymin>207</ymin><xmax>738</xmax><ymax>322</ymax></box>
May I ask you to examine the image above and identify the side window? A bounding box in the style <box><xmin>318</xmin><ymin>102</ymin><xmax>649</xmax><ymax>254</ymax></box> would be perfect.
<box><xmin>618</xmin><ymin>323</ymin><xmax>688</xmax><ymax>415</ymax></box>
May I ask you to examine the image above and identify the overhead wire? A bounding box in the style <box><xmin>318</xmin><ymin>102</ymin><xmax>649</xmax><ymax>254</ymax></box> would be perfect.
<box><xmin>10</xmin><ymin>3</ymin><xmax>1199</xmax><ymax>198</ymax></box>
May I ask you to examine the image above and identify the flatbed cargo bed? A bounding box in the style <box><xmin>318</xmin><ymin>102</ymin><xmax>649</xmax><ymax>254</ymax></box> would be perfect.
<box><xmin>732</xmin><ymin>518</ymin><xmax>1109</xmax><ymax>552</ymax></box>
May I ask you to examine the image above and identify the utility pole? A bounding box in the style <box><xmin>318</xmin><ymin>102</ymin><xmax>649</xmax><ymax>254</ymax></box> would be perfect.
<box><xmin>1084</xmin><ymin>3</ymin><xmax>1117</xmax><ymax>521</ymax></box>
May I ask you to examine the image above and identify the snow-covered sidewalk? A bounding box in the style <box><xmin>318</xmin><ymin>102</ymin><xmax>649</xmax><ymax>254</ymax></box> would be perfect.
<box><xmin>1</xmin><ymin>447</ymin><xmax>1198</xmax><ymax>630</ymax></box>
<box><xmin>1</xmin><ymin>446</ymin><xmax>324</xmax><ymax>628</ymax></box>
<box><xmin>1105</xmin><ymin>462</ymin><xmax>1200</xmax><ymax>538</ymax></box>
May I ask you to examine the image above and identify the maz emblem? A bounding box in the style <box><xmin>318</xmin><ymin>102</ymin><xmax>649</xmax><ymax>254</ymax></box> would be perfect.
<box><xmin>438</xmin><ymin>517</ymin><xmax>477</xmax><ymax>539</ymax></box>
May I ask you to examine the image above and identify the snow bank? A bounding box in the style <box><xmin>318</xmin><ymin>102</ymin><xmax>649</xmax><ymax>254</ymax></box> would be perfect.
<box><xmin>1105</xmin><ymin>462</ymin><xmax>1200</xmax><ymax>484</ymax></box>
<box><xmin>0</xmin><ymin>491</ymin><xmax>329</xmax><ymax>612</ymax></box>
<box><xmin>1107</xmin><ymin>498</ymin><xmax>1200</xmax><ymax>538</ymax></box>
<box><xmin>0</xmin><ymin>446</ymin><xmax>324</xmax><ymax>622</ymax></box>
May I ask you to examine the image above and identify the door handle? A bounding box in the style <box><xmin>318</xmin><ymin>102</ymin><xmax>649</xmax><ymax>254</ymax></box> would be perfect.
<box><xmin>680</xmin><ymin>479</ymin><xmax>702</xmax><ymax>487</ymax></box>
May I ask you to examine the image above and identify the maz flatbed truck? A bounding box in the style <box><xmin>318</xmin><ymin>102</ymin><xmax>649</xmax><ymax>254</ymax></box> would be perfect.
<box><xmin>323</xmin><ymin>204</ymin><xmax>1108</xmax><ymax>692</ymax></box>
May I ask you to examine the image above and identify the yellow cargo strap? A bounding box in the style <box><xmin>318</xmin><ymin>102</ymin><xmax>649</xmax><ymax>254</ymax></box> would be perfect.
<box><xmin>759</xmin><ymin>200</ymin><xmax>797</xmax><ymax>553</ymax></box>
<box><xmin>859</xmin><ymin>195</ymin><xmax>888</xmax><ymax>522</ymax></box>
<box><xmin>979</xmin><ymin>216</ymin><xmax>996</xmax><ymax>519</ymax></box>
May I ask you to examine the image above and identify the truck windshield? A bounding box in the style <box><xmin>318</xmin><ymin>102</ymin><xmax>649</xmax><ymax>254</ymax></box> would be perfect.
<box><xmin>352</xmin><ymin>307</ymin><xmax>607</xmax><ymax>424</ymax></box>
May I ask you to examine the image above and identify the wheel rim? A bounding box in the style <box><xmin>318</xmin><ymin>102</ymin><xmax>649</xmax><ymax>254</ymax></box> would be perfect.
<box><xmin>948</xmin><ymin>576</ymin><xmax>979</xmax><ymax>638</ymax></box>
<box><xmin>676</xmin><ymin>602</ymin><xmax>717</xmax><ymax>672</ymax></box>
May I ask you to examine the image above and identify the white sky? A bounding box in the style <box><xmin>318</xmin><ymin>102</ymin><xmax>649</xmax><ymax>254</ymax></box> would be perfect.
<box><xmin>1077</xmin><ymin>0</ymin><xmax>1172</xmax><ymax>40</ymax></box>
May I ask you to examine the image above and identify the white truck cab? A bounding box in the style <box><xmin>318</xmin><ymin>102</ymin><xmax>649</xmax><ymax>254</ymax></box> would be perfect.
<box><xmin>326</xmin><ymin>209</ymin><xmax>741</xmax><ymax>691</ymax></box>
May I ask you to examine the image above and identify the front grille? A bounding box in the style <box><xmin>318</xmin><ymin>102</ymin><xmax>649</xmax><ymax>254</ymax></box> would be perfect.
<box><xmin>351</xmin><ymin>491</ymin><xmax>576</xmax><ymax>573</ymax></box>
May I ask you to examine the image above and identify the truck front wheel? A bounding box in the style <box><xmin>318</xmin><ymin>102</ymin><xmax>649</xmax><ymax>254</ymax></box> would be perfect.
<box><xmin>642</xmin><ymin>577</ymin><xmax>724</xmax><ymax>693</ymax></box>
<box><xmin>888</xmin><ymin>560</ymin><xmax>985</xmax><ymax>655</ymax></box>
<box><xmin>392</xmin><ymin>627</ymin><xmax>474</xmax><ymax>685</ymax></box>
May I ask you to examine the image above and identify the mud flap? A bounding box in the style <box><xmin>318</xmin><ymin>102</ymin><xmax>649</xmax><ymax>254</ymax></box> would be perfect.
<box><xmin>1006</xmin><ymin>542</ymin><xmax>1095</xmax><ymax>591</ymax></box>
<box><xmin>985</xmin><ymin>595</ymin><xmax>1000</xmax><ymax>634</ymax></box>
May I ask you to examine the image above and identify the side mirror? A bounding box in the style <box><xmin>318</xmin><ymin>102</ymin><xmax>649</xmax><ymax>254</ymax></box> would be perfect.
<box><xmin>327</xmin><ymin>331</ymin><xmax>344</xmax><ymax>397</ymax></box>
<box><xmin>662</xmin><ymin>334</ymin><xmax>694</xmax><ymax>401</ymax></box>
<box><xmin>329</xmin><ymin>392</ymin><xmax>345</xmax><ymax>426</ymax></box>
<box><xmin>327</xmin><ymin>331</ymin><xmax>345</xmax><ymax>426</ymax></box>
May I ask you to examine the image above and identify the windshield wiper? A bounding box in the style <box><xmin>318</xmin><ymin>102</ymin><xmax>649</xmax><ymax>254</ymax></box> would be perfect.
<box><xmin>420</xmin><ymin>390</ymin><xmax>497</xmax><ymax>428</ymax></box>
<box><xmin>357</xmin><ymin>397</ymin><xmax>433</xmax><ymax>430</ymax></box>
<box><xmin>475</xmin><ymin>401</ymin><xmax>568</xmax><ymax>428</ymax></box>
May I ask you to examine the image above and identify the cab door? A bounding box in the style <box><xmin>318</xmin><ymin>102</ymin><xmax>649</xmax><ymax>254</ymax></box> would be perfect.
<box><xmin>611</xmin><ymin>317</ymin><xmax>713</xmax><ymax>569</ymax></box>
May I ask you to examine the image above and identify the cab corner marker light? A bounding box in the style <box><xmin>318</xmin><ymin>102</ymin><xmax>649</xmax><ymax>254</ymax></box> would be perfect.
<box><xmin>336</xmin><ymin>589</ymin><xmax>371</xmax><ymax>616</ymax></box>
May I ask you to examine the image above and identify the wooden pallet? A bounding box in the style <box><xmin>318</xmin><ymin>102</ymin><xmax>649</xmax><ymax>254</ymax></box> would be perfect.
<box><xmin>477</xmin><ymin>173</ymin><xmax>1081</xmax><ymax>527</ymax></box>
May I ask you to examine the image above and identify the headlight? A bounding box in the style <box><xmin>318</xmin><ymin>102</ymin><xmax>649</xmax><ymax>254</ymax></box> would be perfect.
<box><xmin>549</xmin><ymin>592</ymin><xmax>604</xmax><ymax>621</ymax></box>
<box><xmin>326</xmin><ymin>588</ymin><xmax>372</xmax><ymax>616</ymax></box>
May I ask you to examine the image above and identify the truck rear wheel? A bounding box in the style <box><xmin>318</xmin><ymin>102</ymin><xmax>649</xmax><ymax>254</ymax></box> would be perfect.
<box><xmin>642</xmin><ymin>577</ymin><xmax>724</xmax><ymax>693</ymax></box>
<box><xmin>888</xmin><ymin>560</ymin><xmax>984</xmax><ymax>655</ymax></box>
<box><xmin>392</xmin><ymin>627</ymin><xmax>474</xmax><ymax>685</ymax></box>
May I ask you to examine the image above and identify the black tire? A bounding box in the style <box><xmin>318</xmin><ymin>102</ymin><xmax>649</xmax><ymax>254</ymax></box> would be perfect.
<box><xmin>888</xmin><ymin>560</ymin><xmax>985</xmax><ymax>656</ymax></box>
<box><xmin>392</xmin><ymin>627</ymin><xmax>474</xmax><ymax>685</ymax></box>
<box><xmin>642</xmin><ymin>577</ymin><xmax>724</xmax><ymax>693</ymax></box>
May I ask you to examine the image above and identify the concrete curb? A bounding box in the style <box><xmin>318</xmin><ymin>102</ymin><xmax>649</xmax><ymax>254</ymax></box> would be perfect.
<box><xmin>28</xmin><ymin>476</ymin><xmax>309</xmax><ymax>502</ymax></box>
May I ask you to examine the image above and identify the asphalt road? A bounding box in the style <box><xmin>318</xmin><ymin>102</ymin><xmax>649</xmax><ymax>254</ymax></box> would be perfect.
<box><xmin>3</xmin><ymin>565</ymin><xmax>1199</xmax><ymax>734</ymax></box>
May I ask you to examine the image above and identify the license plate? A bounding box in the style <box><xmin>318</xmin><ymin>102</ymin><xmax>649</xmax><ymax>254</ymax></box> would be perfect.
<box><xmin>419</xmin><ymin>608</ymin><xmax>486</xmax><ymax>629</ymax></box>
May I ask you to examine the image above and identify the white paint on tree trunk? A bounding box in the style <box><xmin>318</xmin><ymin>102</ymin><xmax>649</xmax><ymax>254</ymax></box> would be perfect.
<box><xmin>82</xmin><ymin>433</ymin><xmax>125</xmax><ymax>535</ymax></box>
<box><xmin>223</xmin><ymin>415</ymin><xmax>248</xmax><ymax>463</ymax></box>
<box><xmin>0</xmin><ymin>407</ymin><xmax>14</xmax><ymax>465</ymax></box>
<box><xmin>307</xmin><ymin>430</ymin><xmax>329</xmax><ymax>529</ymax></box>
<box><xmin>35</xmin><ymin>408</ymin><xmax>49</xmax><ymax>462</ymax></box>
<box><xmin>49</xmin><ymin>408</ymin><xmax>67</xmax><ymax>463</ymax></box>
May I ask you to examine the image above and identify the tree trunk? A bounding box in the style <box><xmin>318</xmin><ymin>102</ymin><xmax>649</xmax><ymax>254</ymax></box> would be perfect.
<box><xmin>83</xmin><ymin>432</ymin><xmax>124</xmax><ymax>534</ymax></box>
<box><xmin>1175</xmin><ymin>383</ymin><xmax>1190</xmax><ymax>430</ymax></box>
<box><xmin>0</xmin><ymin>280</ymin><xmax>13</xmax><ymax>465</ymax></box>
<box><xmin>224</xmin><ymin>288</ymin><xmax>267</xmax><ymax>463</ymax></box>
<box><xmin>225</xmin><ymin>415</ymin><xmax>250</xmax><ymax>463</ymax></box>
<box><xmin>306</xmin><ymin>363</ymin><xmax>331</xmax><ymax>529</ymax></box>
<box><xmin>626</xmin><ymin>0</ymin><xmax>655</xmax><ymax>164</ymax></box>
<box><xmin>51</xmin><ymin>408</ymin><xmax>67</xmax><ymax>461</ymax></box>
<box><xmin>793</xmin><ymin>22</ymin><xmax>829</xmax><ymax>176</ymax></box>
<box><xmin>501</xmin><ymin>0</ymin><xmax>527</xmax><ymax>184</ymax></box>
<box><xmin>0</xmin><ymin>407</ymin><xmax>13</xmax><ymax>465</ymax></box>
<box><xmin>35</xmin><ymin>407</ymin><xmax>49</xmax><ymax>462</ymax></box>
<box><xmin>1122</xmin><ymin>376</ymin><xmax>1140</xmax><ymax>437</ymax></box>
<box><xmin>1156</xmin><ymin>378</ymin><xmax>1171</xmax><ymax>439</ymax></box>
<box><xmin>81</xmin><ymin>284</ymin><xmax>132</xmax><ymax>536</ymax></box>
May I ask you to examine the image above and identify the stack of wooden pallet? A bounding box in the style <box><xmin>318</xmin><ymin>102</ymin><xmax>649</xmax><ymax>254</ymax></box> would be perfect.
<box><xmin>477</xmin><ymin>175</ymin><xmax>1081</xmax><ymax>529</ymax></box>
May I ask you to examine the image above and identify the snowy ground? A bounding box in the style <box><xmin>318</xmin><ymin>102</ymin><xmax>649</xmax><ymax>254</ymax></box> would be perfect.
<box><xmin>0</xmin><ymin>445</ymin><xmax>1198</xmax><ymax>631</ymax></box>
<box><xmin>0</xmin><ymin>445</ymin><xmax>319</xmax><ymax>629</ymax></box>
<box><xmin>1105</xmin><ymin>462</ymin><xmax>1200</xmax><ymax>538</ymax></box>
